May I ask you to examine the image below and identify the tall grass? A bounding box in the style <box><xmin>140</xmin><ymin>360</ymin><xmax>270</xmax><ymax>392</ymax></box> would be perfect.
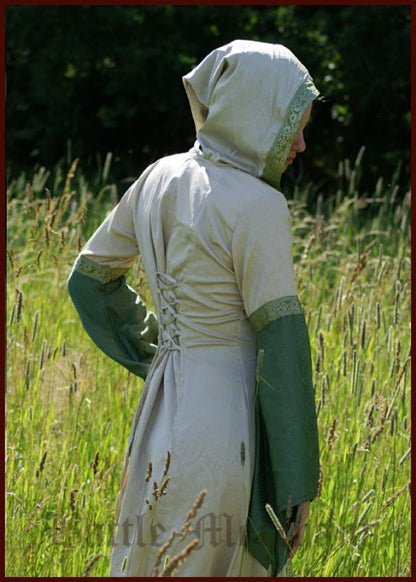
<box><xmin>6</xmin><ymin>154</ymin><xmax>410</xmax><ymax>577</ymax></box>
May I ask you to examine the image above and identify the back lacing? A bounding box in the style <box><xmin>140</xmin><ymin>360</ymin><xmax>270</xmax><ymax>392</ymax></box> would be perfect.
<box><xmin>155</xmin><ymin>272</ymin><xmax>181</xmax><ymax>352</ymax></box>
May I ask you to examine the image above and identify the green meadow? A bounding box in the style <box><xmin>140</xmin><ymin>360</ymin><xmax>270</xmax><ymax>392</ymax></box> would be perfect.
<box><xmin>6</xmin><ymin>155</ymin><xmax>410</xmax><ymax>577</ymax></box>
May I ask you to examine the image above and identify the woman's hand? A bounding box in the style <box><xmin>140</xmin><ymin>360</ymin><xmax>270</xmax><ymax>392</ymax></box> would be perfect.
<box><xmin>288</xmin><ymin>501</ymin><xmax>310</xmax><ymax>558</ymax></box>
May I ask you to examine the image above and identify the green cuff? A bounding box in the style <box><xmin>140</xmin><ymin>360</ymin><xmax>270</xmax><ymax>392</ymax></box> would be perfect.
<box><xmin>247</xmin><ymin>307</ymin><xmax>320</xmax><ymax>574</ymax></box>
<box><xmin>68</xmin><ymin>256</ymin><xmax>158</xmax><ymax>379</ymax></box>
<box><xmin>249</xmin><ymin>295</ymin><xmax>304</xmax><ymax>333</ymax></box>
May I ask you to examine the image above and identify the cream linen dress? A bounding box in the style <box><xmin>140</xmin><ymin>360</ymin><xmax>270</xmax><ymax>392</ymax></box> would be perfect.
<box><xmin>68</xmin><ymin>40</ymin><xmax>320</xmax><ymax>577</ymax></box>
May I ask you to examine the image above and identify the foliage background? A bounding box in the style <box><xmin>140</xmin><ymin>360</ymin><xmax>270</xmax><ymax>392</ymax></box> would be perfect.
<box><xmin>6</xmin><ymin>4</ymin><xmax>411</xmax><ymax>196</ymax></box>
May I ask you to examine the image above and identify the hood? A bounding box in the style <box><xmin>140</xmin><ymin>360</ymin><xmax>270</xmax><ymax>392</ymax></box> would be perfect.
<box><xmin>183</xmin><ymin>39</ymin><xmax>319</xmax><ymax>189</ymax></box>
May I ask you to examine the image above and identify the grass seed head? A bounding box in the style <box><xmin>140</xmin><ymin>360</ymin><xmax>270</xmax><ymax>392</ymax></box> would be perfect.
<box><xmin>32</xmin><ymin>310</ymin><xmax>40</xmax><ymax>343</ymax></box>
<box><xmin>163</xmin><ymin>450</ymin><xmax>171</xmax><ymax>477</ymax></box>
<box><xmin>265</xmin><ymin>503</ymin><xmax>288</xmax><ymax>541</ymax></box>
<box><xmin>83</xmin><ymin>553</ymin><xmax>105</xmax><ymax>577</ymax></box>
<box><xmin>92</xmin><ymin>451</ymin><xmax>100</xmax><ymax>476</ymax></box>
<box><xmin>69</xmin><ymin>489</ymin><xmax>78</xmax><ymax>513</ymax></box>
<box><xmin>145</xmin><ymin>460</ymin><xmax>153</xmax><ymax>483</ymax></box>
<box><xmin>179</xmin><ymin>489</ymin><xmax>207</xmax><ymax>541</ymax></box>
<box><xmin>327</xmin><ymin>419</ymin><xmax>337</xmax><ymax>450</ymax></box>
<box><xmin>36</xmin><ymin>451</ymin><xmax>48</xmax><ymax>478</ymax></box>
<box><xmin>317</xmin><ymin>466</ymin><xmax>324</xmax><ymax>497</ymax></box>
<box><xmin>160</xmin><ymin>476</ymin><xmax>170</xmax><ymax>496</ymax></box>
<box><xmin>145</xmin><ymin>497</ymin><xmax>153</xmax><ymax>511</ymax></box>
<box><xmin>16</xmin><ymin>290</ymin><xmax>23</xmax><ymax>322</ymax></box>
<box><xmin>151</xmin><ymin>528</ymin><xmax>177</xmax><ymax>576</ymax></box>
<box><xmin>160</xmin><ymin>537</ymin><xmax>200</xmax><ymax>577</ymax></box>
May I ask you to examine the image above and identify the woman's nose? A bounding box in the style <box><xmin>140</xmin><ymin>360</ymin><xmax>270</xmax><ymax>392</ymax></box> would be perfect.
<box><xmin>292</xmin><ymin>130</ymin><xmax>306</xmax><ymax>153</ymax></box>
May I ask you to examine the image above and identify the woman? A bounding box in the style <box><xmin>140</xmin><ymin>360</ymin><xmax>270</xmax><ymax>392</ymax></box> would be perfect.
<box><xmin>68</xmin><ymin>39</ymin><xmax>320</xmax><ymax>577</ymax></box>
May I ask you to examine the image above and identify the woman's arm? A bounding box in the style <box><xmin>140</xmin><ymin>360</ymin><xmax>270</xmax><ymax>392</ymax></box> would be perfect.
<box><xmin>68</xmin><ymin>174</ymin><xmax>159</xmax><ymax>379</ymax></box>
<box><xmin>68</xmin><ymin>256</ymin><xmax>158</xmax><ymax>379</ymax></box>
<box><xmin>232</xmin><ymin>193</ymin><xmax>320</xmax><ymax>575</ymax></box>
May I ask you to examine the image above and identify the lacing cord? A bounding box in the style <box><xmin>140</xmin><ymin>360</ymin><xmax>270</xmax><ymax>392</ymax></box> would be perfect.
<box><xmin>155</xmin><ymin>272</ymin><xmax>181</xmax><ymax>352</ymax></box>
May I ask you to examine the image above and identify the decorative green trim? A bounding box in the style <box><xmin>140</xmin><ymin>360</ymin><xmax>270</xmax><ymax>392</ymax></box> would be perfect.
<box><xmin>74</xmin><ymin>254</ymin><xmax>127</xmax><ymax>283</ymax></box>
<box><xmin>262</xmin><ymin>76</ymin><xmax>319</xmax><ymax>190</ymax></box>
<box><xmin>249</xmin><ymin>295</ymin><xmax>304</xmax><ymax>332</ymax></box>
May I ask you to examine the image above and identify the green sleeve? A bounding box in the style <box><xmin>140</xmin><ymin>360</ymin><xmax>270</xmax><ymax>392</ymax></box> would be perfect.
<box><xmin>246</xmin><ymin>297</ymin><xmax>320</xmax><ymax>575</ymax></box>
<box><xmin>67</xmin><ymin>255</ymin><xmax>158</xmax><ymax>380</ymax></box>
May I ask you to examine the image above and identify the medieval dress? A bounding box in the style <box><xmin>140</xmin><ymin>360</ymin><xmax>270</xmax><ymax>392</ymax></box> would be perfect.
<box><xmin>68</xmin><ymin>40</ymin><xmax>320</xmax><ymax>577</ymax></box>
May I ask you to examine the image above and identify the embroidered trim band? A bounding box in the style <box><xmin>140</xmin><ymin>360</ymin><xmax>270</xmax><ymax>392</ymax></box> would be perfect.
<box><xmin>262</xmin><ymin>76</ymin><xmax>319</xmax><ymax>190</ymax></box>
<box><xmin>249</xmin><ymin>295</ymin><xmax>304</xmax><ymax>332</ymax></box>
<box><xmin>73</xmin><ymin>254</ymin><xmax>127</xmax><ymax>283</ymax></box>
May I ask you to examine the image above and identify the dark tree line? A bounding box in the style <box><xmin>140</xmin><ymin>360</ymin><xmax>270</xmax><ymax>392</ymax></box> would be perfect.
<box><xmin>6</xmin><ymin>4</ymin><xmax>410</xmax><ymax>196</ymax></box>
